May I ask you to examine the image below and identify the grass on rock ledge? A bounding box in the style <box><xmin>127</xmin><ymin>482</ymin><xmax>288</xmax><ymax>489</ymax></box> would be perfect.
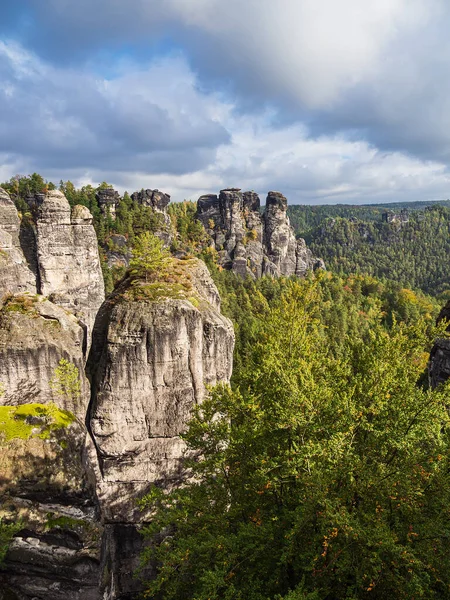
<box><xmin>0</xmin><ymin>403</ymin><xmax>75</xmax><ymax>442</ymax></box>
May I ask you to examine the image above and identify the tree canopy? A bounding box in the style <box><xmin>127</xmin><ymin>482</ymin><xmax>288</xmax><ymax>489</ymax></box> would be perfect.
<box><xmin>140</xmin><ymin>280</ymin><xmax>450</xmax><ymax>600</ymax></box>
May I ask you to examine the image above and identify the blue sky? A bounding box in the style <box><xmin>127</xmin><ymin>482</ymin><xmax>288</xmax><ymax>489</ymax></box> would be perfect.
<box><xmin>1</xmin><ymin>0</ymin><xmax>450</xmax><ymax>204</ymax></box>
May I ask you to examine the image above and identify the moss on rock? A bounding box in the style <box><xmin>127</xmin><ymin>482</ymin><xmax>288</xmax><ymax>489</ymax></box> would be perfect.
<box><xmin>0</xmin><ymin>403</ymin><xmax>74</xmax><ymax>442</ymax></box>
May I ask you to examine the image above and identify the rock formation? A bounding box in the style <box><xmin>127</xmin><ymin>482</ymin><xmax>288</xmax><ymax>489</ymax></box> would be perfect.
<box><xmin>105</xmin><ymin>233</ymin><xmax>132</xmax><ymax>269</ymax></box>
<box><xmin>0</xmin><ymin>248</ymin><xmax>234</xmax><ymax>598</ymax></box>
<box><xmin>0</xmin><ymin>295</ymin><xmax>101</xmax><ymax>600</ymax></box>
<box><xmin>0</xmin><ymin>188</ymin><xmax>105</xmax><ymax>345</ymax></box>
<box><xmin>96</xmin><ymin>188</ymin><xmax>120</xmax><ymax>218</ymax></box>
<box><xmin>197</xmin><ymin>188</ymin><xmax>324</xmax><ymax>278</ymax></box>
<box><xmin>0</xmin><ymin>187</ymin><xmax>37</xmax><ymax>298</ymax></box>
<box><xmin>131</xmin><ymin>188</ymin><xmax>171</xmax><ymax>215</ymax></box>
<box><xmin>130</xmin><ymin>188</ymin><xmax>172</xmax><ymax>246</ymax></box>
<box><xmin>87</xmin><ymin>259</ymin><xmax>234</xmax><ymax>522</ymax></box>
<box><xmin>32</xmin><ymin>191</ymin><xmax>105</xmax><ymax>337</ymax></box>
<box><xmin>429</xmin><ymin>301</ymin><xmax>450</xmax><ymax>388</ymax></box>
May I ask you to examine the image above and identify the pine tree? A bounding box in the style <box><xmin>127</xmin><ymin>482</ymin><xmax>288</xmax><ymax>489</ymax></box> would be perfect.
<box><xmin>129</xmin><ymin>232</ymin><xmax>171</xmax><ymax>283</ymax></box>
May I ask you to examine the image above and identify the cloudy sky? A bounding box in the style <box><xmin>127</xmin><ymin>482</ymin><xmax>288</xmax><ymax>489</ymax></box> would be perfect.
<box><xmin>2</xmin><ymin>0</ymin><xmax>450</xmax><ymax>204</ymax></box>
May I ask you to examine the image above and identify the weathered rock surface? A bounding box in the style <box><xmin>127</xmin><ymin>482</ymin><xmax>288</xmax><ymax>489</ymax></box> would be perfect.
<box><xmin>131</xmin><ymin>188</ymin><xmax>171</xmax><ymax>214</ymax></box>
<box><xmin>0</xmin><ymin>295</ymin><xmax>102</xmax><ymax>600</ymax></box>
<box><xmin>33</xmin><ymin>191</ymin><xmax>105</xmax><ymax>337</ymax></box>
<box><xmin>96</xmin><ymin>188</ymin><xmax>120</xmax><ymax>218</ymax></box>
<box><xmin>0</xmin><ymin>186</ymin><xmax>234</xmax><ymax>598</ymax></box>
<box><xmin>0</xmin><ymin>420</ymin><xmax>102</xmax><ymax>600</ymax></box>
<box><xmin>197</xmin><ymin>188</ymin><xmax>324</xmax><ymax>278</ymax></box>
<box><xmin>0</xmin><ymin>187</ymin><xmax>37</xmax><ymax>298</ymax></box>
<box><xmin>131</xmin><ymin>188</ymin><xmax>172</xmax><ymax>245</ymax></box>
<box><xmin>0</xmin><ymin>296</ymin><xmax>89</xmax><ymax>418</ymax></box>
<box><xmin>105</xmin><ymin>234</ymin><xmax>131</xmax><ymax>270</ymax></box>
<box><xmin>87</xmin><ymin>258</ymin><xmax>234</xmax><ymax>522</ymax></box>
<box><xmin>429</xmin><ymin>301</ymin><xmax>450</xmax><ymax>388</ymax></box>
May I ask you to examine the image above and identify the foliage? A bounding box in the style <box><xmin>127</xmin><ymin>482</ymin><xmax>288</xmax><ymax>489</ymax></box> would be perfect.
<box><xmin>129</xmin><ymin>232</ymin><xmax>172</xmax><ymax>283</ymax></box>
<box><xmin>207</xmin><ymin>266</ymin><xmax>440</xmax><ymax>383</ymax></box>
<box><xmin>0</xmin><ymin>403</ymin><xmax>75</xmax><ymax>442</ymax></box>
<box><xmin>168</xmin><ymin>201</ymin><xmax>210</xmax><ymax>254</ymax></box>
<box><xmin>289</xmin><ymin>206</ymin><xmax>450</xmax><ymax>296</ymax></box>
<box><xmin>288</xmin><ymin>201</ymin><xmax>450</xmax><ymax>240</ymax></box>
<box><xmin>0</xmin><ymin>293</ymin><xmax>39</xmax><ymax>315</ymax></box>
<box><xmin>49</xmin><ymin>359</ymin><xmax>81</xmax><ymax>404</ymax></box>
<box><xmin>0</xmin><ymin>519</ymin><xmax>22</xmax><ymax>565</ymax></box>
<box><xmin>140</xmin><ymin>281</ymin><xmax>450</xmax><ymax>599</ymax></box>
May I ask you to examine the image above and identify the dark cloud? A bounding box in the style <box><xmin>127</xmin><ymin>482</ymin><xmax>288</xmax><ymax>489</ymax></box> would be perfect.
<box><xmin>0</xmin><ymin>44</ymin><xmax>229</xmax><ymax>177</ymax></box>
<box><xmin>2</xmin><ymin>0</ymin><xmax>450</xmax><ymax>204</ymax></box>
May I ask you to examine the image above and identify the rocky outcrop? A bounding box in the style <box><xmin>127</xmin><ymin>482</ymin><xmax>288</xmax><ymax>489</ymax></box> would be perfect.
<box><xmin>105</xmin><ymin>234</ymin><xmax>131</xmax><ymax>270</ymax></box>
<box><xmin>0</xmin><ymin>296</ymin><xmax>89</xmax><ymax>418</ymax></box>
<box><xmin>96</xmin><ymin>188</ymin><xmax>120</xmax><ymax>218</ymax></box>
<box><xmin>33</xmin><ymin>191</ymin><xmax>105</xmax><ymax>337</ymax></box>
<box><xmin>0</xmin><ymin>186</ymin><xmax>234</xmax><ymax>598</ymax></box>
<box><xmin>87</xmin><ymin>259</ymin><xmax>234</xmax><ymax>522</ymax></box>
<box><xmin>197</xmin><ymin>188</ymin><xmax>324</xmax><ymax>278</ymax></box>
<box><xmin>0</xmin><ymin>187</ymin><xmax>37</xmax><ymax>298</ymax></box>
<box><xmin>131</xmin><ymin>188</ymin><xmax>172</xmax><ymax>245</ymax></box>
<box><xmin>0</xmin><ymin>296</ymin><xmax>102</xmax><ymax>600</ymax></box>
<box><xmin>429</xmin><ymin>301</ymin><xmax>450</xmax><ymax>388</ymax></box>
<box><xmin>131</xmin><ymin>188</ymin><xmax>171</xmax><ymax>215</ymax></box>
<box><xmin>0</xmin><ymin>188</ymin><xmax>105</xmax><ymax>345</ymax></box>
<box><xmin>263</xmin><ymin>191</ymin><xmax>325</xmax><ymax>277</ymax></box>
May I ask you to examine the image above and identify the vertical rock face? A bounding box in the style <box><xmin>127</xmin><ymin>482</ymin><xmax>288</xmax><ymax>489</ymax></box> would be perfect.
<box><xmin>0</xmin><ymin>187</ymin><xmax>37</xmax><ymax>298</ymax></box>
<box><xmin>0</xmin><ymin>297</ymin><xmax>90</xmax><ymax>418</ymax></box>
<box><xmin>131</xmin><ymin>188</ymin><xmax>172</xmax><ymax>244</ymax></box>
<box><xmin>429</xmin><ymin>301</ymin><xmax>450</xmax><ymax>388</ymax></box>
<box><xmin>0</xmin><ymin>297</ymin><xmax>101</xmax><ymax>600</ymax></box>
<box><xmin>131</xmin><ymin>188</ymin><xmax>171</xmax><ymax>226</ymax></box>
<box><xmin>87</xmin><ymin>259</ymin><xmax>234</xmax><ymax>522</ymax></box>
<box><xmin>96</xmin><ymin>188</ymin><xmax>120</xmax><ymax>218</ymax></box>
<box><xmin>197</xmin><ymin>188</ymin><xmax>264</xmax><ymax>277</ymax></box>
<box><xmin>263</xmin><ymin>191</ymin><xmax>325</xmax><ymax>277</ymax></box>
<box><xmin>33</xmin><ymin>191</ymin><xmax>105</xmax><ymax>337</ymax></box>
<box><xmin>197</xmin><ymin>188</ymin><xmax>324</xmax><ymax>278</ymax></box>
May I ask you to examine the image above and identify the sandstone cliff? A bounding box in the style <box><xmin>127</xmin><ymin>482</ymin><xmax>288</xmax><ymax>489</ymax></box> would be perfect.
<box><xmin>196</xmin><ymin>188</ymin><xmax>324</xmax><ymax>278</ymax></box>
<box><xmin>87</xmin><ymin>258</ymin><xmax>234</xmax><ymax>523</ymax></box>
<box><xmin>429</xmin><ymin>300</ymin><xmax>450</xmax><ymax>387</ymax></box>
<box><xmin>0</xmin><ymin>187</ymin><xmax>37</xmax><ymax>298</ymax></box>
<box><xmin>0</xmin><ymin>188</ymin><xmax>105</xmax><ymax>345</ymax></box>
<box><xmin>0</xmin><ymin>295</ymin><xmax>101</xmax><ymax>600</ymax></box>
<box><xmin>33</xmin><ymin>192</ymin><xmax>105</xmax><ymax>337</ymax></box>
<box><xmin>0</xmin><ymin>251</ymin><xmax>234</xmax><ymax>599</ymax></box>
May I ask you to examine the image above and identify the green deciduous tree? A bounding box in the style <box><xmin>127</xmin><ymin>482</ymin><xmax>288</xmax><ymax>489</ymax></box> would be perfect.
<box><xmin>49</xmin><ymin>359</ymin><xmax>81</xmax><ymax>404</ymax></box>
<box><xmin>140</xmin><ymin>281</ymin><xmax>450</xmax><ymax>600</ymax></box>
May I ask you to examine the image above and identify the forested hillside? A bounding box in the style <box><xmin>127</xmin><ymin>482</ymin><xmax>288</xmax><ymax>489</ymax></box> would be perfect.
<box><xmin>2</xmin><ymin>174</ymin><xmax>450</xmax><ymax>599</ymax></box>
<box><xmin>289</xmin><ymin>205</ymin><xmax>450</xmax><ymax>297</ymax></box>
<box><xmin>288</xmin><ymin>200</ymin><xmax>450</xmax><ymax>239</ymax></box>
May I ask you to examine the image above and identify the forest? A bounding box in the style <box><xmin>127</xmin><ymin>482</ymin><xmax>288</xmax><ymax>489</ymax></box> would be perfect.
<box><xmin>289</xmin><ymin>205</ymin><xmax>450</xmax><ymax>299</ymax></box>
<box><xmin>2</xmin><ymin>174</ymin><xmax>450</xmax><ymax>599</ymax></box>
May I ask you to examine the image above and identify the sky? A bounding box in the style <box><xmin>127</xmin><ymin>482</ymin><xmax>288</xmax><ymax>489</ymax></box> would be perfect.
<box><xmin>2</xmin><ymin>0</ymin><xmax>450</xmax><ymax>204</ymax></box>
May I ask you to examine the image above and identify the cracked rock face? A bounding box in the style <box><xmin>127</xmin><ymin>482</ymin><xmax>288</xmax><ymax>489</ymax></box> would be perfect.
<box><xmin>429</xmin><ymin>301</ymin><xmax>450</xmax><ymax>388</ymax></box>
<box><xmin>0</xmin><ymin>296</ymin><xmax>90</xmax><ymax>419</ymax></box>
<box><xmin>87</xmin><ymin>258</ymin><xmax>234</xmax><ymax>521</ymax></box>
<box><xmin>0</xmin><ymin>296</ymin><xmax>101</xmax><ymax>600</ymax></box>
<box><xmin>197</xmin><ymin>188</ymin><xmax>324</xmax><ymax>278</ymax></box>
<box><xmin>0</xmin><ymin>416</ymin><xmax>101</xmax><ymax>600</ymax></box>
<box><xmin>0</xmin><ymin>187</ymin><xmax>37</xmax><ymax>298</ymax></box>
<box><xmin>33</xmin><ymin>190</ymin><xmax>105</xmax><ymax>338</ymax></box>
